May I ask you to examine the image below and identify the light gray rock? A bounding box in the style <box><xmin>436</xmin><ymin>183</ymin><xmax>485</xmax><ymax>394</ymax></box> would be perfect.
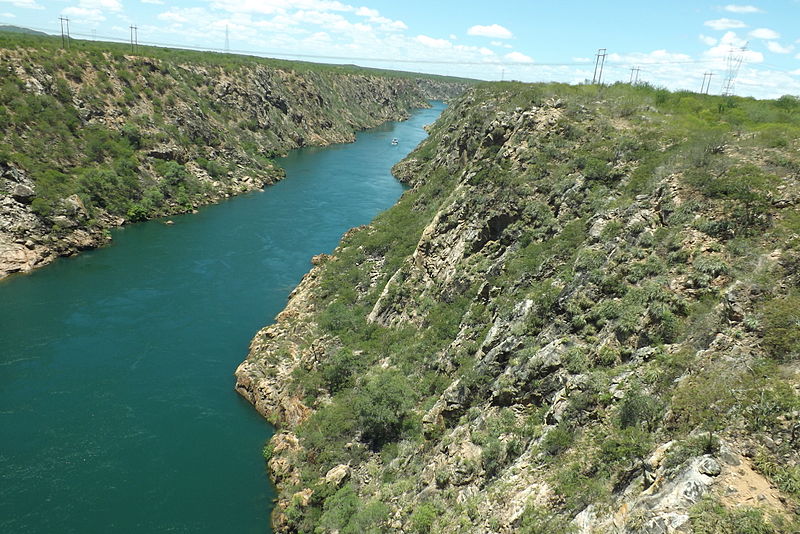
<box><xmin>10</xmin><ymin>183</ymin><xmax>35</xmax><ymax>202</ymax></box>
<box><xmin>324</xmin><ymin>464</ymin><xmax>350</xmax><ymax>487</ymax></box>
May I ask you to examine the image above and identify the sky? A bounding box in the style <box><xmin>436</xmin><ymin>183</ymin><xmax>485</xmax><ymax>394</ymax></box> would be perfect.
<box><xmin>1</xmin><ymin>0</ymin><xmax>799</xmax><ymax>98</ymax></box>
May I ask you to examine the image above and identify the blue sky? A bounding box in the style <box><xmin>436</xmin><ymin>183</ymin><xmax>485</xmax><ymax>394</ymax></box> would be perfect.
<box><xmin>1</xmin><ymin>0</ymin><xmax>799</xmax><ymax>98</ymax></box>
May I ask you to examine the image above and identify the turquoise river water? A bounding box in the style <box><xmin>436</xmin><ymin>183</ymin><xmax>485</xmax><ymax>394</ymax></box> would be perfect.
<box><xmin>0</xmin><ymin>102</ymin><xmax>445</xmax><ymax>533</ymax></box>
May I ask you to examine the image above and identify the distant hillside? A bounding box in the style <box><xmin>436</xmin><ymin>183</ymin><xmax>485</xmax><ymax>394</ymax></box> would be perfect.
<box><xmin>0</xmin><ymin>34</ymin><xmax>469</xmax><ymax>278</ymax></box>
<box><xmin>0</xmin><ymin>25</ymin><xmax>48</xmax><ymax>37</ymax></box>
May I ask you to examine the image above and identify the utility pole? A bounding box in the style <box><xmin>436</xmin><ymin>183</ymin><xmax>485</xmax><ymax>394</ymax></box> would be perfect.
<box><xmin>130</xmin><ymin>25</ymin><xmax>138</xmax><ymax>53</ymax></box>
<box><xmin>592</xmin><ymin>48</ymin><xmax>607</xmax><ymax>85</ymax></box>
<box><xmin>225</xmin><ymin>24</ymin><xmax>229</xmax><ymax>52</ymax></box>
<box><xmin>722</xmin><ymin>44</ymin><xmax>746</xmax><ymax>96</ymax></box>
<box><xmin>629</xmin><ymin>66</ymin><xmax>641</xmax><ymax>85</ymax></box>
<box><xmin>700</xmin><ymin>72</ymin><xmax>714</xmax><ymax>94</ymax></box>
<box><xmin>59</xmin><ymin>16</ymin><xmax>70</xmax><ymax>49</ymax></box>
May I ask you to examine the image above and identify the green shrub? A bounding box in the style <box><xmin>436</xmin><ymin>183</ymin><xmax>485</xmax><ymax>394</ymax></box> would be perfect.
<box><xmin>354</xmin><ymin>370</ymin><xmax>416</xmax><ymax>449</ymax></box>
<box><xmin>690</xmin><ymin>496</ymin><xmax>785</xmax><ymax>534</ymax></box>
<box><xmin>79</xmin><ymin>167</ymin><xmax>139</xmax><ymax>215</ymax></box>
<box><xmin>319</xmin><ymin>484</ymin><xmax>360</xmax><ymax>532</ymax></box>
<box><xmin>321</xmin><ymin>348</ymin><xmax>366</xmax><ymax>393</ymax></box>
<box><xmin>196</xmin><ymin>157</ymin><xmax>227</xmax><ymax>179</ymax></box>
<box><xmin>663</xmin><ymin>433</ymin><xmax>720</xmax><ymax>470</ymax></box>
<box><xmin>760</xmin><ymin>295</ymin><xmax>800</xmax><ymax>360</ymax></box>
<box><xmin>618</xmin><ymin>387</ymin><xmax>664</xmax><ymax>432</ymax></box>
<box><xmin>599</xmin><ymin>427</ymin><xmax>652</xmax><ymax>469</ymax></box>
<box><xmin>481</xmin><ymin>436</ymin><xmax>506</xmax><ymax>478</ymax></box>
<box><xmin>410</xmin><ymin>503</ymin><xmax>437</xmax><ymax>534</ymax></box>
<box><xmin>347</xmin><ymin>501</ymin><xmax>390</xmax><ymax>534</ymax></box>
<box><xmin>541</xmin><ymin>424</ymin><xmax>574</xmax><ymax>457</ymax></box>
<box><xmin>518</xmin><ymin>505</ymin><xmax>576</xmax><ymax>534</ymax></box>
<box><xmin>30</xmin><ymin>197</ymin><xmax>55</xmax><ymax>217</ymax></box>
<box><xmin>754</xmin><ymin>450</ymin><xmax>800</xmax><ymax>498</ymax></box>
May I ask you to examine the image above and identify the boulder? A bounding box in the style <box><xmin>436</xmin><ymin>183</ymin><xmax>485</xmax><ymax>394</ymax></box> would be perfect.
<box><xmin>10</xmin><ymin>183</ymin><xmax>35</xmax><ymax>203</ymax></box>
<box><xmin>324</xmin><ymin>464</ymin><xmax>350</xmax><ymax>487</ymax></box>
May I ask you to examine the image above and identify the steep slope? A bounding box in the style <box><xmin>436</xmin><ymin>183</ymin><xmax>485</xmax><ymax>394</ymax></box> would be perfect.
<box><xmin>237</xmin><ymin>82</ymin><xmax>800</xmax><ymax>533</ymax></box>
<box><xmin>0</xmin><ymin>37</ymin><xmax>467</xmax><ymax>278</ymax></box>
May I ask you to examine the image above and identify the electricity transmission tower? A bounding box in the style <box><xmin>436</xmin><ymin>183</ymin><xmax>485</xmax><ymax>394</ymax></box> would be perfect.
<box><xmin>721</xmin><ymin>44</ymin><xmax>747</xmax><ymax>96</ymax></box>
<box><xmin>592</xmin><ymin>48</ymin><xmax>607</xmax><ymax>84</ymax></box>
<box><xmin>700</xmin><ymin>72</ymin><xmax>714</xmax><ymax>94</ymax></box>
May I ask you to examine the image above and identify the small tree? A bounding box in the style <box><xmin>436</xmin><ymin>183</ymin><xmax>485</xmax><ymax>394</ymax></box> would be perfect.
<box><xmin>354</xmin><ymin>369</ymin><xmax>416</xmax><ymax>449</ymax></box>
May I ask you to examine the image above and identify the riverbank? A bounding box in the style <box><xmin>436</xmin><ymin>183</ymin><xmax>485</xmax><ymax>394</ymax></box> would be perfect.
<box><xmin>0</xmin><ymin>34</ymin><xmax>467</xmax><ymax>279</ymax></box>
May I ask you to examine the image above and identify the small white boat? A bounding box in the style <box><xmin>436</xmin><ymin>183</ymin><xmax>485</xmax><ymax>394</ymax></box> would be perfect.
<box><xmin>391</xmin><ymin>138</ymin><xmax>398</xmax><ymax>145</ymax></box>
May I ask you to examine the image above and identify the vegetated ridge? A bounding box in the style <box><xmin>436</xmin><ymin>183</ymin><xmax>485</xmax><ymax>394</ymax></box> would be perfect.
<box><xmin>0</xmin><ymin>25</ymin><xmax>49</xmax><ymax>37</ymax></box>
<box><xmin>0</xmin><ymin>32</ymin><xmax>468</xmax><ymax>279</ymax></box>
<box><xmin>236</xmin><ymin>82</ymin><xmax>800</xmax><ymax>533</ymax></box>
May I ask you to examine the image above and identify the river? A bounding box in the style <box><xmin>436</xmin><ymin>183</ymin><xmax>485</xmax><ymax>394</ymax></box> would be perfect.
<box><xmin>0</xmin><ymin>102</ymin><xmax>444</xmax><ymax>533</ymax></box>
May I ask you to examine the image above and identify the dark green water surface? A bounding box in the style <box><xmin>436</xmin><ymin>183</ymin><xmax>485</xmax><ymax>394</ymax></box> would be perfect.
<box><xmin>0</xmin><ymin>102</ymin><xmax>444</xmax><ymax>533</ymax></box>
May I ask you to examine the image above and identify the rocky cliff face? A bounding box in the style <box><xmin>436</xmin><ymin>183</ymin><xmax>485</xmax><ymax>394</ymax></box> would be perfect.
<box><xmin>0</xmin><ymin>43</ymin><xmax>466</xmax><ymax>279</ymax></box>
<box><xmin>236</xmin><ymin>82</ymin><xmax>800</xmax><ymax>533</ymax></box>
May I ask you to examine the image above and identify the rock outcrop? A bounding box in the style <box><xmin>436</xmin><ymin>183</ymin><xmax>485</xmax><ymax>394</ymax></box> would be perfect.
<box><xmin>237</xmin><ymin>84</ymin><xmax>800</xmax><ymax>532</ymax></box>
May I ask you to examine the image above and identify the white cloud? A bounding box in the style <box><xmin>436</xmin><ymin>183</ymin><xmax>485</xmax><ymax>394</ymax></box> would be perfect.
<box><xmin>723</xmin><ymin>4</ymin><xmax>763</xmax><ymax>13</ymax></box>
<box><xmin>1</xmin><ymin>11</ymin><xmax>16</xmax><ymax>17</ymax></box>
<box><xmin>749</xmin><ymin>27</ymin><xmax>779</xmax><ymax>39</ymax></box>
<box><xmin>141</xmin><ymin>0</ymin><xmax>164</xmax><ymax>4</ymax></box>
<box><xmin>306</xmin><ymin>30</ymin><xmax>331</xmax><ymax>42</ymax></box>
<box><xmin>210</xmin><ymin>0</ymin><xmax>352</xmax><ymax>16</ymax></box>
<box><xmin>490</xmin><ymin>40</ymin><xmax>512</xmax><ymax>49</ymax></box>
<box><xmin>478</xmin><ymin>47</ymin><xmax>494</xmax><ymax>56</ymax></box>
<box><xmin>354</xmin><ymin>6</ymin><xmax>376</xmax><ymax>17</ymax></box>
<box><xmin>448</xmin><ymin>33</ymin><xmax>456</xmax><ymax>40</ymax></box>
<box><xmin>79</xmin><ymin>0</ymin><xmax>123</xmax><ymax>10</ymax></box>
<box><xmin>608</xmin><ymin>49</ymin><xmax>693</xmax><ymax>64</ymax></box>
<box><xmin>0</xmin><ymin>0</ymin><xmax>43</xmax><ymax>9</ymax></box>
<box><xmin>791</xmin><ymin>68</ymin><xmax>800</xmax><ymax>76</ymax></box>
<box><xmin>415</xmin><ymin>34</ymin><xmax>451</xmax><ymax>49</ymax></box>
<box><xmin>467</xmin><ymin>23</ymin><xmax>512</xmax><ymax>39</ymax></box>
<box><xmin>766</xmin><ymin>41</ymin><xmax>793</xmax><ymax>54</ymax></box>
<box><xmin>62</xmin><ymin>6</ymin><xmax>106</xmax><ymax>22</ymax></box>
<box><xmin>699</xmin><ymin>34</ymin><xmax>718</xmax><ymax>46</ymax></box>
<box><xmin>354</xmin><ymin>6</ymin><xmax>406</xmax><ymax>31</ymax></box>
<box><xmin>157</xmin><ymin>7</ymin><xmax>210</xmax><ymax>24</ymax></box>
<box><xmin>505</xmin><ymin>51</ymin><xmax>533</xmax><ymax>63</ymax></box>
<box><xmin>704</xmin><ymin>18</ymin><xmax>747</xmax><ymax>30</ymax></box>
